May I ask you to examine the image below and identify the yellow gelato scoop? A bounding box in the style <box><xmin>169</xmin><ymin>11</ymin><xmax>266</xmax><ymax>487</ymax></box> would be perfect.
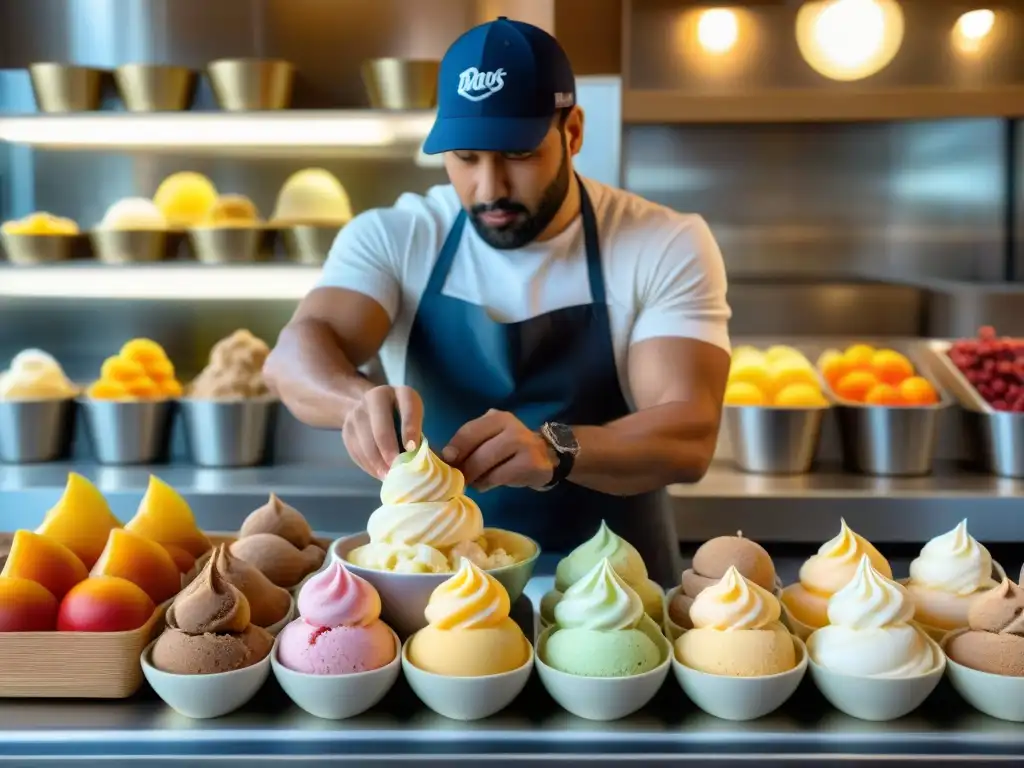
<box><xmin>154</xmin><ymin>172</ymin><xmax>218</xmax><ymax>227</ymax></box>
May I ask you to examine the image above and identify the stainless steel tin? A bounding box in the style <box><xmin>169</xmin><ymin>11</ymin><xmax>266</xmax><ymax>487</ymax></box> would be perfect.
<box><xmin>207</xmin><ymin>59</ymin><xmax>294</xmax><ymax>111</ymax></box>
<box><xmin>280</xmin><ymin>224</ymin><xmax>342</xmax><ymax>265</ymax></box>
<box><xmin>78</xmin><ymin>399</ymin><xmax>176</xmax><ymax>465</ymax></box>
<box><xmin>724</xmin><ymin>405</ymin><xmax>826</xmax><ymax>474</ymax></box>
<box><xmin>178</xmin><ymin>398</ymin><xmax>277</xmax><ymax>468</ymax></box>
<box><xmin>90</xmin><ymin>229</ymin><xmax>170</xmax><ymax>264</ymax></box>
<box><xmin>0</xmin><ymin>399</ymin><xmax>76</xmax><ymax>463</ymax></box>
<box><xmin>187</xmin><ymin>226</ymin><xmax>266</xmax><ymax>264</ymax></box>
<box><xmin>361</xmin><ymin>58</ymin><xmax>440</xmax><ymax>110</ymax></box>
<box><xmin>114</xmin><ymin>64</ymin><xmax>196</xmax><ymax>112</ymax></box>
<box><xmin>28</xmin><ymin>63</ymin><xmax>104</xmax><ymax>112</ymax></box>
<box><xmin>962</xmin><ymin>409</ymin><xmax>1024</xmax><ymax>479</ymax></box>
<box><xmin>1</xmin><ymin>233</ymin><xmax>78</xmax><ymax>265</ymax></box>
<box><xmin>921</xmin><ymin>340</ymin><xmax>992</xmax><ymax>413</ymax></box>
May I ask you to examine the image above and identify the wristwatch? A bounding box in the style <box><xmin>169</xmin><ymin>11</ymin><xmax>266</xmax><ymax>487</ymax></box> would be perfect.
<box><xmin>539</xmin><ymin>422</ymin><xmax>580</xmax><ymax>490</ymax></box>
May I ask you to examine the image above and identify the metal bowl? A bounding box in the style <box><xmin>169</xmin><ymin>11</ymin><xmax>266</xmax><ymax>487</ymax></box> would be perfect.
<box><xmin>280</xmin><ymin>224</ymin><xmax>342</xmax><ymax>265</ymax></box>
<box><xmin>187</xmin><ymin>226</ymin><xmax>267</xmax><ymax>264</ymax></box>
<box><xmin>90</xmin><ymin>229</ymin><xmax>170</xmax><ymax>264</ymax></box>
<box><xmin>1</xmin><ymin>232</ymin><xmax>79</xmax><ymax>265</ymax></box>
<box><xmin>208</xmin><ymin>59</ymin><xmax>294</xmax><ymax>111</ymax></box>
<box><xmin>114</xmin><ymin>64</ymin><xmax>196</xmax><ymax>112</ymax></box>
<box><xmin>29</xmin><ymin>63</ymin><xmax>104</xmax><ymax>112</ymax></box>
<box><xmin>361</xmin><ymin>58</ymin><xmax>439</xmax><ymax>110</ymax></box>
<box><xmin>78</xmin><ymin>398</ymin><xmax>176</xmax><ymax>465</ymax></box>
<box><xmin>962</xmin><ymin>409</ymin><xmax>1024</xmax><ymax>479</ymax></box>
<box><xmin>0</xmin><ymin>398</ymin><xmax>76</xmax><ymax>463</ymax></box>
<box><xmin>724</xmin><ymin>405</ymin><xmax>827</xmax><ymax>475</ymax></box>
<box><xmin>178</xmin><ymin>397</ymin><xmax>278</xmax><ymax>468</ymax></box>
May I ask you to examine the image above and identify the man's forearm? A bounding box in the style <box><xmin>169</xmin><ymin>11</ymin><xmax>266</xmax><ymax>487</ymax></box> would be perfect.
<box><xmin>264</xmin><ymin>319</ymin><xmax>374</xmax><ymax>430</ymax></box>
<box><xmin>567</xmin><ymin>402</ymin><xmax>720</xmax><ymax>496</ymax></box>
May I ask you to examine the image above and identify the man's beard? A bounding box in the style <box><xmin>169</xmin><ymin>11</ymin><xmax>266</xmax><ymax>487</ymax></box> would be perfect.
<box><xmin>468</xmin><ymin>143</ymin><xmax>572</xmax><ymax>250</ymax></box>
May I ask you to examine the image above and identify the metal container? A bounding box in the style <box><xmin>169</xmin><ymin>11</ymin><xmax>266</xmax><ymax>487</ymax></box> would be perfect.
<box><xmin>207</xmin><ymin>59</ymin><xmax>294</xmax><ymax>111</ymax></box>
<box><xmin>361</xmin><ymin>58</ymin><xmax>440</xmax><ymax>110</ymax></box>
<box><xmin>28</xmin><ymin>63</ymin><xmax>104</xmax><ymax>113</ymax></box>
<box><xmin>0</xmin><ymin>233</ymin><xmax>78</xmax><ymax>265</ymax></box>
<box><xmin>114</xmin><ymin>64</ymin><xmax>196</xmax><ymax>112</ymax></box>
<box><xmin>188</xmin><ymin>226</ymin><xmax>266</xmax><ymax>264</ymax></box>
<box><xmin>178</xmin><ymin>398</ymin><xmax>277</xmax><ymax>468</ymax></box>
<box><xmin>78</xmin><ymin>399</ymin><xmax>176</xmax><ymax>465</ymax></box>
<box><xmin>0</xmin><ymin>399</ymin><xmax>76</xmax><ymax>463</ymax></box>
<box><xmin>724</xmin><ymin>405</ymin><xmax>827</xmax><ymax>474</ymax></box>
<box><xmin>90</xmin><ymin>229</ymin><xmax>169</xmax><ymax>264</ymax></box>
<box><xmin>281</xmin><ymin>224</ymin><xmax>342</xmax><ymax>265</ymax></box>
<box><xmin>962</xmin><ymin>409</ymin><xmax>1024</xmax><ymax>479</ymax></box>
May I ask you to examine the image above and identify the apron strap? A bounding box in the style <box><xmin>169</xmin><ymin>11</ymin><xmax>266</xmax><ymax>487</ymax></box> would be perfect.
<box><xmin>424</xmin><ymin>209</ymin><xmax>468</xmax><ymax>296</ymax></box>
<box><xmin>577</xmin><ymin>174</ymin><xmax>606</xmax><ymax>306</ymax></box>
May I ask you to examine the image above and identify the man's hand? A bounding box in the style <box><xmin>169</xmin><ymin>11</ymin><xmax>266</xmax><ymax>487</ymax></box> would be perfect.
<box><xmin>443</xmin><ymin>409</ymin><xmax>556</xmax><ymax>491</ymax></box>
<box><xmin>342</xmin><ymin>385</ymin><xmax>424</xmax><ymax>480</ymax></box>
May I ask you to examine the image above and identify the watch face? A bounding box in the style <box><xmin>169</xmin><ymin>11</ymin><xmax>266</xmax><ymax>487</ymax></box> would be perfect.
<box><xmin>547</xmin><ymin>422</ymin><xmax>580</xmax><ymax>453</ymax></box>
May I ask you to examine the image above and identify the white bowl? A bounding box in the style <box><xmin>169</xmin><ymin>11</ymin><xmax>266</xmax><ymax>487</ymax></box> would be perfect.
<box><xmin>272</xmin><ymin>629</ymin><xmax>402</xmax><ymax>719</ymax></box>
<box><xmin>534</xmin><ymin>624</ymin><xmax>672</xmax><ymax>721</ymax></box>
<box><xmin>778</xmin><ymin>586</ymin><xmax>817</xmax><ymax>641</ymax></box>
<box><xmin>265</xmin><ymin>595</ymin><xmax>296</xmax><ymax>638</ymax></box>
<box><xmin>672</xmin><ymin>634</ymin><xmax>807</xmax><ymax>721</ymax></box>
<box><xmin>400</xmin><ymin>636</ymin><xmax>534</xmax><ymax>721</ymax></box>
<box><xmin>663</xmin><ymin>585</ymin><xmax>688</xmax><ymax>642</ymax></box>
<box><xmin>808</xmin><ymin>632</ymin><xmax>945</xmax><ymax>721</ymax></box>
<box><xmin>140</xmin><ymin>640</ymin><xmax>271</xmax><ymax>719</ymax></box>
<box><xmin>942</xmin><ymin>629</ymin><xmax>1024</xmax><ymax>722</ymax></box>
<box><xmin>332</xmin><ymin>530</ymin><xmax>540</xmax><ymax>638</ymax></box>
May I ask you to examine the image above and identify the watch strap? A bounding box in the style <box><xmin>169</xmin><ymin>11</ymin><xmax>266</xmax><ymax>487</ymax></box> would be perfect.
<box><xmin>540</xmin><ymin>423</ymin><xmax>576</xmax><ymax>489</ymax></box>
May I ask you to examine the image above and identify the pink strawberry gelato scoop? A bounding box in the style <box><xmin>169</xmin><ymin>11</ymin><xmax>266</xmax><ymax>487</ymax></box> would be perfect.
<box><xmin>276</xmin><ymin>559</ymin><xmax>396</xmax><ymax>675</ymax></box>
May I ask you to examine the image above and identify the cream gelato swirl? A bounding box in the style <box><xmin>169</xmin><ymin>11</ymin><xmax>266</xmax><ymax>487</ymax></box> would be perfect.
<box><xmin>690</xmin><ymin>565</ymin><xmax>780</xmax><ymax>631</ymax></box>
<box><xmin>554</xmin><ymin>520</ymin><xmax>648</xmax><ymax>592</ymax></box>
<box><xmin>808</xmin><ymin>555</ymin><xmax>939</xmax><ymax>678</ymax></box>
<box><xmin>554</xmin><ymin>557</ymin><xmax>644</xmax><ymax>631</ymax></box>
<box><xmin>908</xmin><ymin>520</ymin><xmax>995</xmax><ymax>596</ymax></box>
<box><xmin>799</xmin><ymin>518</ymin><xmax>892</xmax><ymax>594</ymax></box>
<box><xmin>424</xmin><ymin>558</ymin><xmax>509</xmax><ymax>630</ymax></box>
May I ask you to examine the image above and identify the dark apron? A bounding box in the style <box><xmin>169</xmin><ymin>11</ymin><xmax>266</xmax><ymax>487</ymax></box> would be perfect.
<box><xmin>403</xmin><ymin>176</ymin><xmax>678</xmax><ymax>586</ymax></box>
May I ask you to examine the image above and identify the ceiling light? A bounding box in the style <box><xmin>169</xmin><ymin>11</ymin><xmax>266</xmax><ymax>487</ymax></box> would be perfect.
<box><xmin>796</xmin><ymin>0</ymin><xmax>905</xmax><ymax>82</ymax></box>
<box><xmin>697</xmin><ymin>8</ymin><xmax>740</xmax><ymax>54</ymax></box>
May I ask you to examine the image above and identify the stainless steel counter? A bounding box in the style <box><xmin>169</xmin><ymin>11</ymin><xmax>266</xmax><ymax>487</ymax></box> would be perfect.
<box><xmin>1</xmin><ymin>460</ymin><xmax>1021</xmax><ymax>544</ymax></box>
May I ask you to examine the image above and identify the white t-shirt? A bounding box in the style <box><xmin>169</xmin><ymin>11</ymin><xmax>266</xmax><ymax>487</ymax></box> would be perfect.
<box><xmin>317</xmin><ymin>176</ymin><xmax>731</xmax><ymax>406</ymax></box>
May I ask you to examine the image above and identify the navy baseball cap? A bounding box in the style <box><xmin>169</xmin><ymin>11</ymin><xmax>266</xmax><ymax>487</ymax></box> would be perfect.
<box><xmin>422</xmin><ymin>17</ymin><xmax>576</xmax><ymax>155</ymax></box>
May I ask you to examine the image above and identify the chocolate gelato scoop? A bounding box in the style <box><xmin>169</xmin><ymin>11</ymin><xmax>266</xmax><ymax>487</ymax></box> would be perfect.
<box><xmin>239</xmin><ymin>493</ymin><xmax>313</xmax><ymax>549</ymax></box>
<box><xmin>167</xmin><ymin>554</ymin><xmax>251</xmax><ymax>634</ymax></box>
<box><xmin>230</xmin><ymin>533</ymin><xmax>325</xmax><ymax>588</ymax></box>
<box><xmin>210</xmin><ymin>543</ymin><xmax>291</xmax><ymax>628</ymax></box>
<box><xmin>669</xmin><ymin>533</ymin><xmax>776</xmax><ymax>629</ymax></box>
<box><xmin>189</xmin><ymin>329</ymin><xmax>270</xmax><ymax>399</ymax></box>
<box><xmin>946</xmin><ymin>579</ymin><xmax>1024</xmax><ymax>677</ymax></box>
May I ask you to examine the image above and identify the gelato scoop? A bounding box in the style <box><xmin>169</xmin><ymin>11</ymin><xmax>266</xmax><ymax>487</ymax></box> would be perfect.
<box><xmin>406</xmin><ymin>558</ymin><xmax>530</xmax><ymax>676</ymax></box>
<box><xmin>781</xmin><ymin>519</ymin><xmax>891</xmax><ymax>629</ymax></box>
<box><xmin>86</xmin><ymin>338</ymin><xmax>182</xmax><ymax>400</ymax></box>
<box><xmin>347</xmin><ymin>439</ymin><xmax>515</xmax><ymax>573</ymax></box>
<box><xmin>98</xmin><ymin>197</ymin><xmax>167</xmax><ymax>230</ymax></box>
<box><xmin>542</xmin><ymin>520</ymin><xmax>663</xmax><ymax>624</ymax></box>
<box><xmin>945</xmin><ymin>579</ymin><xmax>1024</xmax><ymax>677</ymax></box>
<box><xmin>151</xmin><ymin>555</ymin><xmax>273</xmax><ymax>674</ymax></box>
<box><xmin>276</xmin><ymin>560</ymin><xmax>396</xmax><ymax>674</ymax></box>
<box><xmin>807</xmin><ymin>555</ymin><xmax>939</xmax><ymax>678</ymax></box>
<box><xmin>0</xmin><ymin>349</ymin><xmax>77</xmax><ymax>400</ymax></box>
<box><xmin>200</xmin><ymin>543</ymin><xmax>292</xmax><ymax>629</ymax></box>
<box><xmin>906</xmin><ymin>520</ymin><xmax>998</xmax><ymax>631</ymax></box>
<box><xmin>543</xmin><ymin>557</ymin><xmax>662</xmax><ymax>678</ymax></box>
<box><xmin>239</xmin><ymin>493</ymin><xmax>312</xmax><ymax>549</ymax></box>
<box><xmin>272</xmin><ymin>168</ymin><xmax>353</xmax><ymax>225</ymax></box>
<box><xmin>676</xmin><ymin>565</ymin><xmax>796</xmax><ymax>677</ymax></box>
<box><xmin>153</xmin><ymin>172</ymin><xmax>218</xmax><ymax>228</ymax></box>
<box><xmin>203</xmin><ymin>195</ymin><xmax>260</xmax><ymax>227</ymax></box>
<box><xmin>230</xmin><ymin>533</ymin><xmax>325</xmax><ymax>590</ymax></box>
<box><xmin>188</xmin><ymin>329</ymin><xmax>271</xmax><ymax>399</ymax></box>
<box><xmin>669</xmin><ymin>532</ymin><xmax>775</xmax><ymax>630</ymax></box>
<box><xmin>2</xmin><ymin>212</ymin><xmax>78</xmax><ymax>235</ymax></box>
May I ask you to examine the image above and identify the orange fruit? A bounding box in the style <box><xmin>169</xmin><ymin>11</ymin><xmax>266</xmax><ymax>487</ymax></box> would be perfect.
<box><xmin>774</xmin><ymin>383</ymin><xmax>827</xmax><ymax>407</ymax></box>
<box><xmin>871</xmin><ymin>349</ymin><xmax>914</xmax><ymax>386</ymax></box>
<box><xmin>724</xmin><ymin>381</ymin><xmax>766</xmax><ymax>406</ymax></box>
<box><xmin>864</xmin><ymin>383</ymin><xmax>904</xmax><ymax>406</ymax></box>
<box><xmin>899</xmin><ymin>376</ymin><xmax>938</xmax><ymax>406</ymax></box>
<box><xmin>818</xmin><ymin>350</ymin><xmax>850</xmax><ymax>388</ymax></box>
<box><xmin>835</xmin><ymin>370</ymin><xmax>879</xmax><ymax>403</ymax></box>
<box><xmin>844</xmin><ymin>344</ymin><xmax>876</xmax><ymax>371</ymax></box>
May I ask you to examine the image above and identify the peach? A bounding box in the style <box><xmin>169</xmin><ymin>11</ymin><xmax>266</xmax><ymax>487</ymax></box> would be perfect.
<box><xmin>871</xmin><ymin>349</ymin><xmax>914</xmax><ymax>386</ymax></box>
<box><xmin>125</xmin><ymin>475</ymin><xmax>210</xmax><ymax>559</ymax></box>
<box><xmin>900</xmin><ymin>376</ymin><xmax>939</xmax><ymax>406</ymax></box>
<box><xmin>57</xmin><ymin>576</ymin><xmax>155</xmax><ymax>632</ymax></box>
<box><xmin>91</xmin><ymin>529</ymin><xmax>181</xmax><ymax>604</ymax></box>
<box><xmin>0</xmin><ymin>530</ymin><xmax>88</xmax><ymax>600</ymax></box>
<box><xmin>818</xmin><ymin>350</ymin><xmax>851</xmax><ymax>388</ymax></box>
<box><xmin>834</xmin><ymin>370</ymin><xmax>878</xmax><ymax>403</ymax></box>
<box><xmin>844</xmin><ymin>344</ymin><xmax>876</xmax><ymax>370</ymax></box>
<box><xmin>0</xmin><ymin>577</ymin><xmax>59</xmax><ymax>632</ymax></box>
<box><xmin>163</xmin><ymin>544</ymin><xmax>196</xmax><ymax>574</ymax></box>
<box><xmin>36</xmin><ymin>473</ymin><xmax>122</xmax><ymax>569</ymax></box>
<box><xmin>864</xmin><ymin>383</ymin><xmax>903</xmax><ymax>407</ymax></box>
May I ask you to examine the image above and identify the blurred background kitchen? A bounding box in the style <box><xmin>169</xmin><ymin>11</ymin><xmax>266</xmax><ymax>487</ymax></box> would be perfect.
<box><xmin>0</xmin><ymin>0</ymin><xmax>1022</xmax><ymax>559</ymax></box>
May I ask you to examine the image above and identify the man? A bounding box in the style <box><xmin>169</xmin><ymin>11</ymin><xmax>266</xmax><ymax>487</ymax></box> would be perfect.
<box><xmin>264</xmin><ymin>17</ymin><xmax>731</xmax><ymax>585</ymax></box>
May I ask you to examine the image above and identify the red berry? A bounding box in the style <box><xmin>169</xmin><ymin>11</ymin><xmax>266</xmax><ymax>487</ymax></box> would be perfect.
<box><xmin>979</xmin><ymin>325</ymin><xmax>997</xmax><ymax>340</ymax></box>
<box><xmin>992</xmin><ymin>399</ymin><xmax>1009</xmax><ymax>411</ymax></box>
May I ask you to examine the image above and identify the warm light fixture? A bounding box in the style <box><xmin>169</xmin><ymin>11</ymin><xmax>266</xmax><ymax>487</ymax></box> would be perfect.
<box><xmin>796</xmin><ymin>0</ymin><xmax>905</xmax><ymax>82</ymax></box>
<box><xmin>0</xmin><ymin>111</ymin><xmax>436</xmax><ymax>151</ymax></box>
<box><xmin>697</xmin><ymin>8</ymin><xmax>740</xmax><ymax>54</ymax></box>
<box><xmin>953</xmin><ymin>9</ymin><xmax>996</xmax><ymax>53</ymax></box>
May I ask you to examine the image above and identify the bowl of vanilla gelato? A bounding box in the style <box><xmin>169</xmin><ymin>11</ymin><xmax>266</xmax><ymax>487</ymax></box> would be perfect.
<box><xmin>331</xmin><ymin>438</ymin><xmax>540</xmax><ymax>638</ymax></box>
<box><xmin>0</xmin><ymin>349</ymin><xmax>79</xmax><ymax>463</ymax></box>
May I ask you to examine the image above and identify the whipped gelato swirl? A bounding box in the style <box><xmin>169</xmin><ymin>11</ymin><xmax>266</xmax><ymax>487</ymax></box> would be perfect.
<box><xmin>800</xmin><ymin>518</ymin><xmax>892</xmax><ymax>594</ymax></box>
<box><xmin>908</xmin><ymin>520</ymin><xmax>996</xmax><ymax>596</ymax></box>
<box><xmin>690</xmin><ymin>565</ymin><xmax>781</xmax><ymax>631</ymax></box>
<box><xmin>424</xmin><ymin>558</ymin><xmax>510</xmax><ymax>630</ymax></box>
<box><xmin>554</xmin><ymin>520</ymin><xmax>648</xmax><ymax>593</ymax></box>
<box><xmin>299</xmin><ymin>560</ymin><xmax>380</xmax><ymax>628</ymax></box>
<box><xmin>167</xmin><ymin>555</ymin><xmax>250</xmax><ymax>635</ymax></box>
<box><xmin>554</xmin><ymin>557</ymin><xmax>644</xmax><ymax>631</ymax></box>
